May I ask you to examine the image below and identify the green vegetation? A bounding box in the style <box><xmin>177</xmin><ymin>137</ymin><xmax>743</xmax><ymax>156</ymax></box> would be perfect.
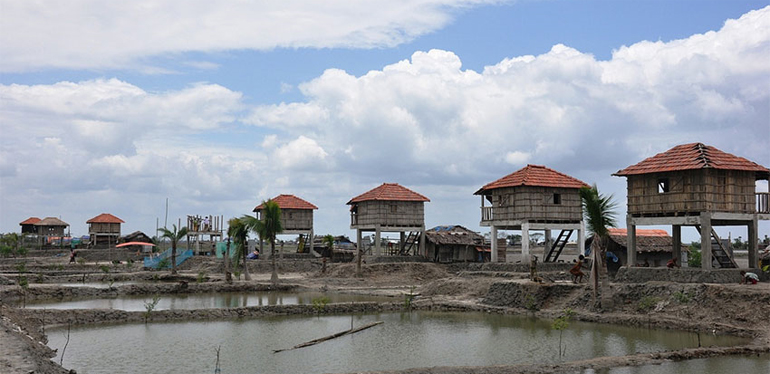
<box><xmin>143</xmin><ymin>294</ymin><xmax>161</xmax><ymax>322</ymax></box>
<box><xmin>197</xmin><ymin>271</ymin><xmax>207</xmax><ymax>283</ymax></box>
<box><xmin>579</xmin><ymin>185</ymin><xmax>618</xmax><ymax>310</ymax></box>
<box><xmin>551</xmin><ymin>308</ymin><xmax>575</xmax><ymax>358</ymax></box>
<box><xmin>311</xmin><ymin>296</ymin><xmax>330</xmax><ymax>313</ymax></box>
<box><xmin>672</xmin><ymin>290</ymin><xmax>692</xmax><ymax>304</ymax></box>
<box><xmin>227</xmin><ymin>217</ymin><xmax>250</xmax><ymax>281</ymax></box>
<box><xmin>242</xmin><ymin>200</ymin><xmax>283</xmax><ymax>285</ymax></box>
<box><xmin>158</xmin><ymin>224</ymin><xmax>189</xmax><ymax>275</ymax></box>
<box><xmin>524</xmin><ymin>294</ymin><xmax>539</xmax><ymax>313</ymax></box>
<box><xmin>687</xmin><ymin>243</ymin><xmax>701</xmax><ymax>268</ymax></box>
<box><xmin>637</xmin><ymin>296</ymin><xmax>660</xmax><ymax>312</ymax></box>
<box><xmin>157</xmin><ymin>258</ymin><xmax>170</xmax><ymax>270</ymax></box>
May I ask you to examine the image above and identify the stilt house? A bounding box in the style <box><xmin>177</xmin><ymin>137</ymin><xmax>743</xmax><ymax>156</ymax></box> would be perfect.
<box><xmin>475</xmin><ymin>164</ymin><xmax>588</xmax><ymax>263</ymax></box>
<box><xmin>254</xmin><ymin>194</ymin><xmax>318</xmax><ymax>252</ymax></box>
<box><xmin>34</xmin><ymin>217</ymin><xmax>69</xmax><ymax>246</ymax></box>
<box><xmin>348</xmin><ymin>183</ymin><xmax>430</xmax><ymax>257</ymax></box>
<box><xmin>19</xmin><ymin>217</ymin><xmax>41</xmax><ymax>234</ymax></box>
<box><xmin>614</xmin><ymin>142</ymin><xmax>770</xmax><ymax>269</ymax></box>
<box><xmin>86</xmin><ymin>213</ymin><xmax>124</xmax><ymax>246</ymax></box>
<box><xmin>186</xmin><ymin>214</ymin><xmax>224</xmax><ymax>254</ymax></box>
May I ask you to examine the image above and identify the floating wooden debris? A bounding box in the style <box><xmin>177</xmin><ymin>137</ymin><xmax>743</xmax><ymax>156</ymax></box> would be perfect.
<box><xmin>273</xmin><ymin>321</ymin><xmax>384</xmax><ymax>353</ymax></box>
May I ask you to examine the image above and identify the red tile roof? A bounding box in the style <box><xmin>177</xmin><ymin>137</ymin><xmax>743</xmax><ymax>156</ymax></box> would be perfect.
<box><xmin>475</xmin><ymin>164</ymin><xmax>589</xmax><ymax>194</ymax></box>
<box><xmin>34</xmin><ymin>217</ymin><xmax>69</xmax><ymax>226</ymax></box>
<box><xmin>253</xmin><ymin>194</ymin><xmax>318</xmax><ymax>211</ymax></box>
<box><xmin>347</xmin><ymin>183</ymin><xmax>430</xmax><ymax>204</ymax></box>
<box><xmin>86</xmin><ymin>213</ymin><xmax>125</xmax><ymax>224</ymax></box>
<box><xmin>614</xmin><ymin>143</ymin><xmax>770</xmax><ymax>177</ymax></box>
<box><xmin>608</xmin><ymin>228</ymin><xmax>669</xmax><ymax>237</ymax></box>
<box><xmin>19</xmin><ymin>217</ymin><xmax>41</xmax><ymax>225</ymax></box>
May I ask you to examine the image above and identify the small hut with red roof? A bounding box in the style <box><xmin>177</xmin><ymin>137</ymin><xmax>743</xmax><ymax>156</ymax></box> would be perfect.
<box><xmin>19</xmin><ymin>217</ymin><xmax>41</xmax><ymax>234</ymax></box>
<box><xmin>348</xmin><ymin>183</ymin><xmax>430</xmax><ymax>257</ymax></box>
<box><xmin>87</xmin><ymin>213</ymin><xmax>125</xmax><ymax>246</ymax></box>
<box><xmin>254</xmin><ymin>194</ymin><xmax>318</xmax><ymax>252</ymax></box>
<box><xmin>614</xmin><ymin>142</ymin><xmax>769</xmax><ymax>269</ymax></box>
<box><xmin>475</xmin><ymin>164</ymin><xmax>589</xmax><ymax>263</ymax></box>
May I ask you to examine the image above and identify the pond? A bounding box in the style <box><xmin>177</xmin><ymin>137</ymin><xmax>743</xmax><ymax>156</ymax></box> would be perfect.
<box><xmin>25</xmin><ymin>291</ymin><xmax>393</xmax><ymax>311</ymax></box>
<box><xmin>47</xmin><ymin>311</ymin><xmax>751</xmax><ymax>374</ymax></box>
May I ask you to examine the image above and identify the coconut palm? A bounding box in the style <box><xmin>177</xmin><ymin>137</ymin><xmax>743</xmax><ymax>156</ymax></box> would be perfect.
<box><xmin>227</xmin><ymin>217</ymin><xmax>251</xmax><ymax>281</ymax></box>
<box><xmin>243</xmin><ymin>200</ymin><xmax>283</xmax><ymax>285</ymax></box>
<box><xmin>158</xmin><ymin>224</ymin><xmax>189</xmax><ymax>275</ymax></box>
<box><xmin>322</xmin><ymin>235</ymin><xmax>335</xmax><ymax>259</ymax></box>
<box><xmin>579</xmin><ymin>185</ymin><xmax>618</xmax><ymax>310</ymax></box>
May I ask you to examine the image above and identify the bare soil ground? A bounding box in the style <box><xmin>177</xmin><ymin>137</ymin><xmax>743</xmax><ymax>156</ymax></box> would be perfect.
<box><xmin>1</xmin><ymin>257</ymin><xmax>768</xmax><ymax>374</ymax></box>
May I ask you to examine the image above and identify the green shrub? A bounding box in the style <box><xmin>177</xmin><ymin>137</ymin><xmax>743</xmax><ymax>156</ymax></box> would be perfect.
<box><xmin>637</xmin><ymin>296</ymin><xmax>659</xmax><ymax>312</ymax></box>
<box><xmin>687</xmin><ymin>244</ymin><xmax>701</xmax><ymax>268</ymax></box>
<box><xmin>673</xmin><ymin>290</ymin><xmax>692</xmax><ymax>304</ymax></box>
<box><xmin>524</xmin><ymin>294</ymin><xmax>539</xmax><ymax>313</ymax></box>
<box><xmin>311</xmin><ymin>296</ymin><xmax>330</xmax><ymax>313</ymax></box>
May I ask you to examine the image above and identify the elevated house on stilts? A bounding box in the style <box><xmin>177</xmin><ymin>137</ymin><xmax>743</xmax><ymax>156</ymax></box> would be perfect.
<box><xmin>253</xmin><ymin>194</ymin><xmax>318</xmax><ymax>253</ymax></box>
<box><xmin>86</xmin><ymin>213</ymin><xmax>124</xmax><ymax>247</ymax></box>
<box><xmin>614</xmin><ymin>142</ymin><xmax>770</xmax><ymax>269</ymax></box>
<box><xmin>348</xmin><ymin>183</ymin><xmax>430</xmax><ymax>257</ymax></box>
<box><xmin>475</xmin><ymin>164</ymin><xmax>588</xmax><ymax>263</ymax></box>
<box><xmin>186</xmin><ymin>214</ymin><xmax>224</xmax><ymax>255</ymax></box>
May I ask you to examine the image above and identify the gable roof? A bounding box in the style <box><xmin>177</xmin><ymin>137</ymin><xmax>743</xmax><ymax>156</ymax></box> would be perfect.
<box><xmin>475</xmin><ymin>164</ymin><xmax>589</xmax><ymax>194</ymax></box>
<box><xmin>347</xmin><ymin>183</ymin><xmax>430</xmax><ymax>204</ymax></box>
<box><xmin>426</xmin><ymin>225</ymin><xmax>484</xmax><ymax>246</ymax></box>
<box><xmin>20</xmin><ymin>217</ymin><xmax>41</xmax><ymax>225</ymax></box>
<box><xmin>603</xmin><ymin>228</ymin><xmax>680</xmax><ymax>253</ymax></box>
<box><xmin>86</xmin><ymin>213</ymin><xmax>125</xmax><ymax>224</ymax></box>
<box><xmin>253</xmin><ymin>194</ymin><xmax>318</xmax><ymax>211</ymax></box>
<box><xmin>34</xmin><ymin>217</ymin><xmax>69</xmax><ymax>227</ymax></box>
<box><xmin>614</xmin><ymin>142</ymin><xmax>770</xmax><ymax>178</ymax></box>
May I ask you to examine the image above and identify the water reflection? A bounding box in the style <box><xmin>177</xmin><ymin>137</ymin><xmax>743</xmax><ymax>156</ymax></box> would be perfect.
<box><xmin>47</xmin><ymin>311</ymin><xmax>750</xmax><ymax>374</ymax></box>
<box><xmin>25</xmin><ymin>291</ymin><xmax>393</xmax><ymax>311</ymax></box>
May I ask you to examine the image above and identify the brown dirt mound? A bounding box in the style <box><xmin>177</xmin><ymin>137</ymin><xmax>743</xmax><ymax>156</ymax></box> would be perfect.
<box><xmin>324</xmin><ymin>262</ymin><xmax>448</xmax><ymax>282</ymax></box>
<box><xmin>420</xmin><ymin>278</ymin><xmax>497</xmax><ymax>298</ymax></box>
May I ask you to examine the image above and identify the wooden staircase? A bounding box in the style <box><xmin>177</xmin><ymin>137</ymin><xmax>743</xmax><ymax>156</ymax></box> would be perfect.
<box><xmin>401</xmin><ymin>232</ymin><xmax>420</xmax><ymax>255</ymax></box>
<box><xmin>695</xmin><ymin>226</ymin><xmax>737</xmax><ymax>268</ymax></box>
<box><xmin>544</xmin><ymin>230</ymin><xmax>573</xmax><ymax>262</ymax></box>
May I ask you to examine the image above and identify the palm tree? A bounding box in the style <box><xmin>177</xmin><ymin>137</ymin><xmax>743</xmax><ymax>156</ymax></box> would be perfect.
<box><xmin>158</xmin><ymin>224</ymin><xmax>189</xmax><ymax>275</ymax></box>
<box><xmin>243</xmin><ymin>200</ymin><xmax>283</xmax><ymax>285</ymax></box>
<box><xmin>322</xmin><ymin>235</ymin><xmax>335</xmax><ymax>259</ymax></box>
<box><xmin>580</xmin><ymin>185</ymin><xmax>618</xmax><ymax>310</ymax></box>
<box><xmin>228</xmin><ymin>217</ymin><xmax>252</xmax><ymax>281</ymax></box>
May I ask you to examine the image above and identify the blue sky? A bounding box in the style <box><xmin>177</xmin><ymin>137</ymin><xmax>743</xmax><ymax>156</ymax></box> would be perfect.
<box><xmin>1</xmin><ymin>0</ymin><xmax>769</xmax><ymax>244</ymax></box>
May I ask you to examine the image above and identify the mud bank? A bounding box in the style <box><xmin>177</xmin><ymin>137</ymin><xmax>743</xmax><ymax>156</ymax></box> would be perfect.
<box><xmin>1</xmin><ymin>281</ymin><xmax>300</xmax><ymax>303</ymax></box>
<box><xmin>353</xmin><ymin>345</ymin><xmax>770</xmax><ymax>374</ymax></box>
<box><xmin>615</xmin><ymin>266</ymin><xmax>768</xmax><ymax>283</ymax></box>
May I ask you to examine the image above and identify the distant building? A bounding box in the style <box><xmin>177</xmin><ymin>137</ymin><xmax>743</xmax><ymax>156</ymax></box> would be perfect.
<box><xmin>254</xmin><ymin>194</ymin><xmax>318</xmax><ymax>252</ymax></box>
<box><xmin>425</xmin><ymin>225</ymin><xmax>487</xmax><ymax>263</ymax></box>
<box><xmin>34</xmin><ymin>217</ymin><xmax>69</xmax><ymax>246</ymax></box>
<box><xmin>348</xmin><ymin>183</ymin><xmax>430</xmax><ymax>257</ymax></box>
<box><xmin>86</xmin><ymin>213</ymin><xmax>124</xmax><ymax>246</ymax></box>
<box><xmin>19</xmin><ymin>217</ymin><xmax>41</xmax><ymax>234</ymax></box>
<box><xmin>586</xmin><ymin>228</ymin><xmax>685</xmax><ymax>273</ymax></box>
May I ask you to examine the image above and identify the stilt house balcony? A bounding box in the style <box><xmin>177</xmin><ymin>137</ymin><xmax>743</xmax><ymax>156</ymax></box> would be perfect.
<box><xmin>758</xmin><ymin>192</ymin><xmax>770</xmax><ymax>214</ymax></box>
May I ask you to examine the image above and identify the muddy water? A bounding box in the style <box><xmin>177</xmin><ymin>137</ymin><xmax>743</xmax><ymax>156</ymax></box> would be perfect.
<box><xmin>26</xmin><ymin>291</ymin><xmax>393</xmax><ymax>311</ymax></box>
<box><xmin>47</xmin><ymin>311</ymin><xmax>749</xmax><ymax>374</ymax></box>
<box><xmin>587</xmin><ymin>354</ymin><xmax>770</xmax><ymax>373</ymax></box>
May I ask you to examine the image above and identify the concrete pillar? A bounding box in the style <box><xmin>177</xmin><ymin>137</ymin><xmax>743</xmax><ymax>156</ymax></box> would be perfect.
<box><xmin>374</xmin><ymin>226</ymin><xmax>381</xmax><ymax>256</ymax></box>
<box><xmin>578</xmin><ymin>220</ymin><xmax>586</xmax><ymax>258</ymax></box>
<box><xmin>672</xmin><ymin>225</ymin><xmax>682</xmax><ymax>265</ymax></box>
<box><xmin>748</xmin><ymin>216</ymin><xmax>758</xmax><ymax>268</ymax></box>
<box><xmin>544</xmin><ymin>229</ymin><xmax>552</xmax><ymax>261</ymax></box>
<box><xmin>420</xmin><ymin>229</ymin><xmax>426</xmax><ymax>258</ymax></box>
<box><xmin>627</xmin><ymin>215</ymin><xmax>637</xmax><ymax>267</ymax></box>
<box><xmin>701</xmin><ymin>212</ymin><xmax>712</xmax><ymax>270</ymax></box>
<box><xmin>521</xmin><ymin>222</ymin><xmax>530</xmax><ymax>264</ymax></box>
<box><xmin>490</xmin><ymin>226</ymin><xmax>498</xmax><ymax>263</ymax></box>
<box><xmin>400</xmin><ymin>231</ymin><xmax>405</xmax><ymax>255</ymax></box>
<box><xmin>356</xmin><ymin>228</ymin><xmax>363</xmax><ymax>276</ymax></box>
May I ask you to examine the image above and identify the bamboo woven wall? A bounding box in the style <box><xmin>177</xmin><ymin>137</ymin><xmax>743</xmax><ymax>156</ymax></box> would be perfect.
<box><xmin>487</xmin><ymin>186</ymin><xmax>582</xmax><ymax>222</ymax></box>
<box><xmin>280</xmin><ymin>209</ymin><xmax>313</xmax><ymax>231</ymax></box>
<box><xmin>626</xmin><ymin>169</ymin><xmax>756</xmax><ymax>215</ymax></box>
<box><xmin>353</xmin><ymin>200</ymin><xmax>425</xmax><ymax>227</ymax></box>
<box><xmin>88</xmin><ymin>222</ymin><xmax>121</xmax><ymax>234</ymax></box>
